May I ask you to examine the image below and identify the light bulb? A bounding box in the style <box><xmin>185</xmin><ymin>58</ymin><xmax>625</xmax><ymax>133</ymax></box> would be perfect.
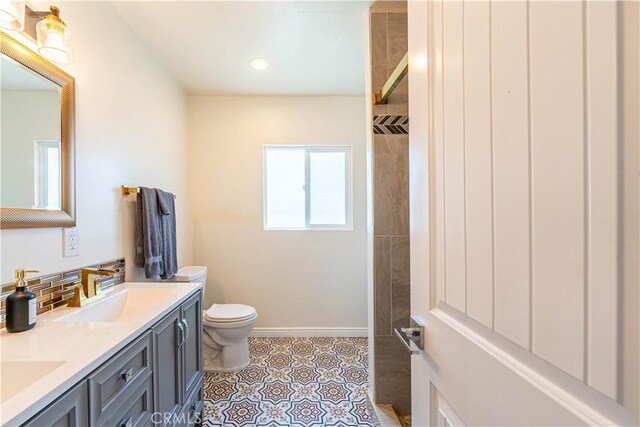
<box><xmin>40</xmin><ymin>29</ymin><xmax>66</xmax><ymax>59</ymax></box>
<box><xmin>0</xmin><ymin>7</ymin><xmax>15</xmax><ymax>21</ymax></box>
<box><xmin>36</xmin><ymin>7</ymin><xmax>74</xmax><ymax>64</ymax></box>
<box><xmin>251</xmin><ymin>59</ymin><xmax>268</xmax><ymax>70</ymax></box>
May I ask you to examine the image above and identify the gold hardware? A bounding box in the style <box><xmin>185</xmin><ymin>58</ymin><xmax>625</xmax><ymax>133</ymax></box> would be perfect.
<box><xmin>0</xmin><ymin>31</ymin><xmax>76</xmax><ymax>229</ymax></box>
<box><xmin>14</xmin><ymin>269</ymin><xmax>39</xmax><ymax>288</ymax></box>
<box><xmin>374</xmin><ymin>52</ymin><xmax>409</xmax><ymax>105</ymax></box>
<box><xmin>121</xmin><ymin>185</ymin><xmax>139</xmax><ymax>195</ymax></box>
<box><xmin>82</xmin><ymin>268</ymin><xmax>115</xmax><ymax>298</ymax></box>
<box><xmin>47</xmin><ymin>6</ymin><xmax>61</xmax><ymax>19</ymax></box>
<box><xmin>26</xmin><ymin>6</ymin><xmax>62</xmax><ymax>21</ymax></box>
<box><xmin>34</xmin><ymin>6</ymin><xmax>65</xmax><ymax>27</ymax></box>
<box><xmin>67</xmin><ymin>269</ymin><xmax>116</xmax><ymax>307</ymax></box>
<box><xmin>121</xmin><ymin>185</ymin><xmax>176</xmax><ymax>198</ymax></box>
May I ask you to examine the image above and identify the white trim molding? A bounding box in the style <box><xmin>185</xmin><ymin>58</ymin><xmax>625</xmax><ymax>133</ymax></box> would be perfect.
<box><xmin>250</xmin><ymin>327</ymin><xmax>368</xmax><ymax>337</ymax></box>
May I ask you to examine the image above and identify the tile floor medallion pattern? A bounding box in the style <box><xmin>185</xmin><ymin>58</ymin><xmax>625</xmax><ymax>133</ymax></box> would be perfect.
<box><xmin>203</xmin><ymin>337</ymin><xmax>379</xmax><ymax>427</ymax></box>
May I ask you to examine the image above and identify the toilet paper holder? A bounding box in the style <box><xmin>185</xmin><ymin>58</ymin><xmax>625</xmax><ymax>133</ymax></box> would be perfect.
<box><xmin>394</xmin><ymin>316</ymin><xmax>424</xmax><ymax>355</ymax></box>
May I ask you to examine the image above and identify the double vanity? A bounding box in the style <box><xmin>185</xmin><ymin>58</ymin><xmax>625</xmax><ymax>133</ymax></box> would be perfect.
<box><xmin>0</xmin><ymin>31</ymin><xmax>204</xmax><ymax>426</ymax></box>
<box><xmin>0</xmin><ymin>282</ymin><xmax>203</xmax><ymax>426</ymax></box>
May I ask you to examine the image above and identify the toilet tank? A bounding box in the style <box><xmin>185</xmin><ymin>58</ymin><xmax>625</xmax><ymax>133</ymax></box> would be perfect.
<box><xmin>173</xmin><ymin>266</ymin><xmax>208</xmax><ymax>287</ymax></box>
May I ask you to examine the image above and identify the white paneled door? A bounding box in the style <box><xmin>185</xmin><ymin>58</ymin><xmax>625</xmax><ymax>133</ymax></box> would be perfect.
<box><xmin>407</xmin><ymin>1</ymin><xmax>639</xmax><ymax>425</ymax></box>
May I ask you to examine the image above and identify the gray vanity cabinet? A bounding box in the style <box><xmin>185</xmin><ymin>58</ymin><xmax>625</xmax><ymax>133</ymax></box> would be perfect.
<box><xmin>181</xmin><ymin>293</ymin><xmax>202</xmax><ymax>400</ymax></box>
<box><xmin>22</xmin><ymin>381</ymin><xmax>88</xmax><ymax>427</ymax></box>
<box><xmin>153</xmin><ymin>291</ymin><xmax>204</xmax><ymax>427</ymax></box>
<box><xmin>88</xmin><ymin>331</ymin><xmax>154</xmax><ymax>426</ymax></box>
<box><xmin>20</xmin><ymin>290</ymin><xmax>203</xmax><ymax>427</ymax></box>
<box><xmin>97</xmin><ymin>376</ymin><xmax>154</xmax><ymax>427</ymax></box>
<box><xmin>152</xmin><ymin>307</ymin><xmax>183</xmax><ymax>424</ymax></box>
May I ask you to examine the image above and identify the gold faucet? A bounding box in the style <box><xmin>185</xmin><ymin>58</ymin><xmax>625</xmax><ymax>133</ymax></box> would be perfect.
<box><xmin>68</xmin><ymin>269</ymin><xmax>116</xmax><ymax>307</ymax></box>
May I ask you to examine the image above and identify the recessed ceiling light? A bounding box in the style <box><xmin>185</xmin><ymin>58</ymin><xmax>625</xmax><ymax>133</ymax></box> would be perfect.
<box><xmin>251</xmin><ymin>58</ymin><xmax>268</xmax><ymax>70</ymax></box>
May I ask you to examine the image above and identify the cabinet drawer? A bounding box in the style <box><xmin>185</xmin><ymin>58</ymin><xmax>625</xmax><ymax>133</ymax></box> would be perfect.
<box><xmin>89</xmin><ymin>331</ymin><xmax>153</xmax><ymax>424</ymax></box>
<box><xmin>99</xmin><ymin>375</ymin><xmax>154</xmax><ymax>427</ymax></box>
<box><xmin>178</xmin><ymin>384</ymin><xmax>203</xmax><ymax>427</ymax></box>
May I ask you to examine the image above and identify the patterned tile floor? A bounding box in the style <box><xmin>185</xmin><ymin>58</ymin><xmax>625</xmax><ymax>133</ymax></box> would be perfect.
<box><xmin>203</xmin><ymin>337</ymin><xmax>379</xmax><ymax>427</ymax></box>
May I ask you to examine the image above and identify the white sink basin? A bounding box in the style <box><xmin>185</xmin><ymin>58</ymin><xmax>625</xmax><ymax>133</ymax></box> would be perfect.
<box><xmin>0</xmin><ymin>360</ymin><xmax>65</xmax><ymax>403</ymax></box>
<box><xmin>54</xmin><ymin>289</ymin><xmax>129</xmax><ymax>323</ymax></box>
<box><xmin>53</xmin><ymin>285</ymin><xmax>180</xmax><ymax>323</ymax></box>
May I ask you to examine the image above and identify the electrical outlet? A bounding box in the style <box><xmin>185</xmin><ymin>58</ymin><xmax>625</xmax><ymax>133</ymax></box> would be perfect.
<box><xmin>63</xmin><ymin>227</ymin><xmax>79</xmax><ymax>257</ymax></box>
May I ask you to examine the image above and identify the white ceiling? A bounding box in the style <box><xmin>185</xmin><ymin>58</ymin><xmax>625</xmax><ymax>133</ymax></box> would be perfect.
<box><xmin>113</xmin><ymin>1</ymin><xmax>371</xmax><ymax>96</ymax></box>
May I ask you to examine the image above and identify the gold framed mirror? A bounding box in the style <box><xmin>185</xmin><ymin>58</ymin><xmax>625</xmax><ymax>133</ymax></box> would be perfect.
<box><xmin>0</xmin><ymin>31</ymin><xmax>75</xmax><ymax>229</ymax></box>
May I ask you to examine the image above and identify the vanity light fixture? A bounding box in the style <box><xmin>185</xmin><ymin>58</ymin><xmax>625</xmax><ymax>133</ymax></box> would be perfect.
<box><xmin>36</xmin><ymin>6</ymin><xmax>73</xmax><ymax>64</ymax></box>
<box><xmin>0</xmin><ymin>1</ymin><xmax>25</xmax><ymax>31</ymax></box>
<box><xmin>251</xmin><ymin>58</ymin><xmax>268</xmax><ymax>70</ymax></box>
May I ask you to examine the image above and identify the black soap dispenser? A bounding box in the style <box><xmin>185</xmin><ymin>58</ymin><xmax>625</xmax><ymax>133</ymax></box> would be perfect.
<box><xmin>6</xmin><ymin>269</ymin><xmax>39</xmax><ymax>333</ymax></box>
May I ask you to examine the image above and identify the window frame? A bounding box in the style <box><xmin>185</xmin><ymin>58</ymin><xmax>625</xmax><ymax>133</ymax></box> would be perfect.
<box><xmin>263</xmin><ymin>145</ymin><xmax>353</xmax><ymax>231</ymax></box>
<box><xmin>33</xmin><ymin>139</ymin><xmax>61</xmax><ymax>210</ymax></box>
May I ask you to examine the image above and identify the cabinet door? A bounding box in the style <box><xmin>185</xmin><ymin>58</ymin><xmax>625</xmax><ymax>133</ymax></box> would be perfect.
<box><xmin>23</xmin><ymin>381</ymin><xmax>88</xmax><ymax>427</ymax></box>
<box><xmin>180</xmin><ymin>291</ymin><xmax>203</xmax><ymax>398</ymax></box>
<box><xmin>152</xmin><ymin>307</ymin><xmax>183</xmax><ymax>425</ymax></box>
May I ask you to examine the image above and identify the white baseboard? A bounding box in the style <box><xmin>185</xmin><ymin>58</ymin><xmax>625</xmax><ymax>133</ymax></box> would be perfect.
<box><xmin>250</xmin><ymin>327</ymin><xmax>368</xmax><ymax>337</ymax></box>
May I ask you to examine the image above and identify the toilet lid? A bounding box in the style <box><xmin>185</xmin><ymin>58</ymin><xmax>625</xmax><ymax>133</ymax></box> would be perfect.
<box><xmin>205</xmin><ymin>304</ymin><xmax>256</xmax><ymax>322</ymax></box>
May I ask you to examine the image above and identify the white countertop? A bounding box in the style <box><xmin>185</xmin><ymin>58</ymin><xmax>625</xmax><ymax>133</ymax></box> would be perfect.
<box><xmin>0</xmin><ymin>281</ymin><xmax>202</xmax><ymax>426</ymax></box>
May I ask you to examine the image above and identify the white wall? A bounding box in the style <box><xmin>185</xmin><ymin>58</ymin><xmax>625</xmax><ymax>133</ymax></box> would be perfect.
<box><xmin>622</xmin><ymin>0</ymin><xmax>639</xmax><ymax>417</ymax></box>
<box><xmin>0</xmin><ymin>2</ymin><xmax>192</xmax><ymax>283</ymax></box>
<box><xmin>189</xmin><ymin>96</ymin><xmax>367</xmax><ymax>328</ymax></box>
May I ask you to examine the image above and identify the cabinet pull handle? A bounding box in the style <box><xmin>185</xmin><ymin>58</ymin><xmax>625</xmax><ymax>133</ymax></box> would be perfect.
<box><xmin>182</xmin><ymin>318</ymin><xmax>190</xmax><ymax>343</ymax></box>
<box><xmin>176</xmin><ymin>319</ymin><xmax>185</xmax><ymax>347</ymax></box>
<box><xmin>120</xmin><ymin>367</ymin><xmax>133</xmax><ymax>382</ymax></box>
<box><xmin>120</xmin><ymin>417</ymin><xmax>133</xmax><ymax>427</ymax></box>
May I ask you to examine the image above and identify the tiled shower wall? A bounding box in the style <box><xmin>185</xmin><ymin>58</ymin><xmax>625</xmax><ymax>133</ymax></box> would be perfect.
<box><xmin>370</xmin><ymin>5</ymin><xmax>411</xmax><ymax>417</ymax></box>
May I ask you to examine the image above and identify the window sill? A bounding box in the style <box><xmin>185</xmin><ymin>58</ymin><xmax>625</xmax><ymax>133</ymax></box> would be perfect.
<box><xmin>263</xmin><ymin>227</ymin><xmax>354</xmax><ymax>232</ymax></box>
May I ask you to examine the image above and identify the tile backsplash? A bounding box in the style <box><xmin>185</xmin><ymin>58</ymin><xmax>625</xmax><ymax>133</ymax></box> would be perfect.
<box><xmin>0</xmin><ymin>258</ymin><xmax>126</xmax><ymax>329</ymax></box>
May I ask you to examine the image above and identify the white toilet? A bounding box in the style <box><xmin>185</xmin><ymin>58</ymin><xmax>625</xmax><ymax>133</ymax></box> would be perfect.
<box><xmin>172</xmin><ymin>266</ymin><xmax>257</xmax><ymax>372</ymax></box>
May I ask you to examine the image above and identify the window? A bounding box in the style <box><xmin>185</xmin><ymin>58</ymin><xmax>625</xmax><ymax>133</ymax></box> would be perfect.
<box><xmin>33</xmin><ymin>140</ymin><xmax>61</xmax><ymax>210</ymax></box>
<box><xmin>263</xmin><ymin>145</ymin><xmax>352</xmax><ymax>230</ymax></box>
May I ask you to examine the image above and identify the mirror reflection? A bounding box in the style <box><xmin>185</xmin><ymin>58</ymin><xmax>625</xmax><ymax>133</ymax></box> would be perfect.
<box><xmin>1</xmin><ymin>55</ymin><xmax>62</xmax><ymax>210</ymax></box>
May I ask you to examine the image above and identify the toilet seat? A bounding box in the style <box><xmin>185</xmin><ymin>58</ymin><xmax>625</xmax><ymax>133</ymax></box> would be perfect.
<box><xmin>204</xmin><ymin>303</ymin><xmax>257</xmax><ymax>323</ymax></box>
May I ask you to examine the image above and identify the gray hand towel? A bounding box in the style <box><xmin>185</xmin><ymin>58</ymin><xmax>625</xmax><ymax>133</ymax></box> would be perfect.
<box><xmin>134</xmin><ymin>192</ymin><xmax>144</xmax><ymax>268</ymax></box>
<box><xmin>136</xmin><ymin>187</ymin><xmax>163</xmax><ymax>278</ymax></box>
<box><xmin>156</xmin><ymin>188</ymin><xmax>177</xmax><ymax>280</ymax></box>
